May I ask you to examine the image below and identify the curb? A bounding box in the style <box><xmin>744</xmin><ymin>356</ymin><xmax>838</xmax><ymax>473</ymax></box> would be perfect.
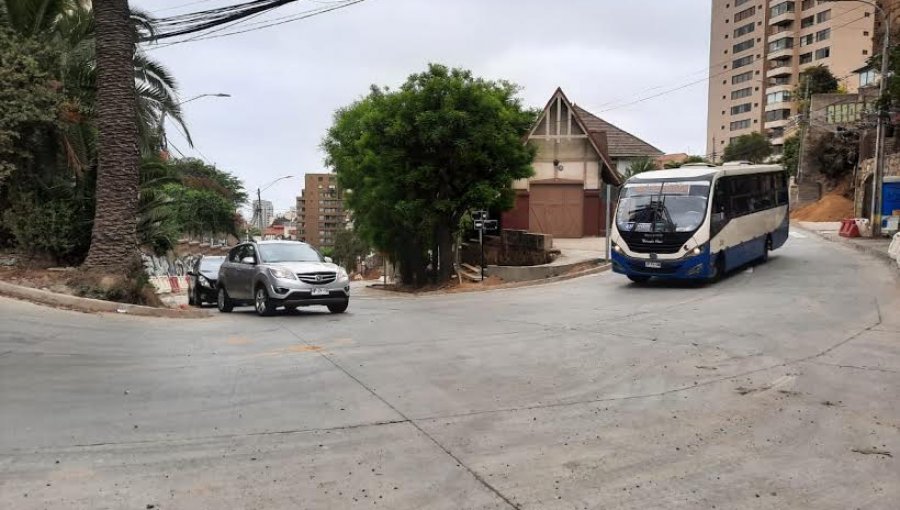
<box><xmin>0</xmin><ymin>281</ymin><xmax>210</xmax><ymax>319</ymax></box>
<box><xmin>795</xmin><ymin>225</ymin><xmax>899</xmax><ymax>271</ymax></box>
<box><xmin>364</xmin><ymin>262</ymin><xmax>611</xmax><ymax>296</ymax></box>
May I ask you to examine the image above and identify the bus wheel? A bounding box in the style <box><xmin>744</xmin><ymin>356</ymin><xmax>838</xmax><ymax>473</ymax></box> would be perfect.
<box><xmin>708</xmin><ymin>256</ymin><xmax>724</xmax><ymax>284</ymax></box>
<box><xmin>759</xmin><ymin>236</ymin><xmax>772</xmax><ymax>264</ymax></box>
<box><xmin>627</xmin><ymin>275</ymin><xmax>651</xmax><ymax>284</ymax></box>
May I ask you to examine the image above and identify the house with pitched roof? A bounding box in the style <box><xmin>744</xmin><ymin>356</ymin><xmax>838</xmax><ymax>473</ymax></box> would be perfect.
<box><xmin>502</xmin><ymin>88</ymin><xmax>663</xmax><ymax>238</ymax></box>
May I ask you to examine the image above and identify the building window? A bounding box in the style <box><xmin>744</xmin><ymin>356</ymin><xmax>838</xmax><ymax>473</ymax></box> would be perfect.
<box><xmin>731</xmin><ymin>87</ymin><xmax>753</xmax><ymax>99</ymax></box>
<box><xmin>816</xmin><ymin>28</ymin><xmax>830</xmax><ymax>42</ymax></box>
<box><xmin>731</xmin><ymin>103</ymin><xmax>752</xmax><ymax>115</ymax></box>
<box><xmin>765</xmin><ymin>109</ymin><xmax>791</xmax><ymax>122</ymax></box>
<box><xmin>769</xmin><ymin>2</ymin><xmax>795</xmax><ymax>18</ymax></box>
<box><xmin>732</xmin><ymin>70</ymin><xmax>754</xmax><ymax>84</ymax></box>
<box><xmin>799</xmin><ymin>52</ymin><xmax>813</xmax><ymax>64</ymax></box>
<box><xmin>768</xmin><ymin>127</ymin><xmax>785</xmax><ymax>139</ymax></box>
<box><xmin>734</xmin><ymin>22</ymin><xmax>755</xmax><ymax>37</ymax></box>
<box><xmin>826</xmin><ymin>103</ymin><xmax>866</xmax><ymax>124</ymax></box>
<box><xmin>816</xmin><ymin>9</ymin><xmax>830</xmax><ymax>23</ymax></box>
<box><xmin>801</xmin><ymin>0</ymin><xmax>815</xmax><ymax>9</ymax></box>
<box><xmin>765</xmin><ymin>91</ymin><xmax>791</xmax><ymax>104</ymax></box>
<box><xmin>733</xmin><ymin>55</ymin><xmax>754</xmax><ymax>68</ymax></box>
<box><xmin>733</xmin><ymin>39</ymin><xmax>754</xmax><ymax>53</ymax></box>
<box><xmin>730</xmin><ymin>119</ymin><xmax>751</xmax><ymax>131</ymax></box>
<box><xmin>735</xmin><ymin>0</ymin><xmax>751</xmax><ymax>6</ymax></box>
<box><xmin>801</xmin><ymin>15</ymin><xmax>814</xmax><ymax>28</ymax></box>
<box><xmin>768</xmin><ymin>37</ymin><xmax>794</xmax><ymax>52</ymax></box>
<box><xmin>859</xmin><ymin>68</ymin><xmax>877</xmax><ymax>87</ymax></box>
<box><xmin>800</xmin><ymin>34</ymin><xmax>814</xmax><ymax>46</ymax></box>
<box><xmin>735</xmin><ymin>7</ymin><xmax>756</xmax><ymax>22</ymax></box>
<box><xmin>815</xmin><ymin>47</ymin><xmax>830</xmax><ymax>60</ymax></box>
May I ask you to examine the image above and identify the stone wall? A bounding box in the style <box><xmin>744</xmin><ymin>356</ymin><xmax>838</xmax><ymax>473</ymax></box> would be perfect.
<box><xmin>855</xmin><ymin>154</ymin><xmax>900</xmax><ymax>217</ymax></box>
<box><xmin>461</xmin><ymin>229</ymin><xmax>554</xmax><ymax>267</ymax></box>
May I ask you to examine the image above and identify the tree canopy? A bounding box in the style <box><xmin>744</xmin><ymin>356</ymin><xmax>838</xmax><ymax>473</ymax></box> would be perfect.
<box><xmin>722</xmin><ymin>132</ymin><xmax>773</xmax><ymax>164</ymax></box>
<box><xmin>626</xmin><ymin>156</ymin><xmax>657</xmax><ymax>176</ymax></box>
<box><xmin>323</xmin><ymin>64</ymin><xmax>536</xmax><ymax>286</ymax></box>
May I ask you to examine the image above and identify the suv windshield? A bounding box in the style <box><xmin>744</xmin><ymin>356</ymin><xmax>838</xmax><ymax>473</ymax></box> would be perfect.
<box><xmin>616</xmin><ymin>181</ymin><xmax>710</xmax><ymax>233</ymax></box>
<box><xmin>258</xmin><ymin>243</ymin><xmax>322</xmax><ymax>263</ymax></box>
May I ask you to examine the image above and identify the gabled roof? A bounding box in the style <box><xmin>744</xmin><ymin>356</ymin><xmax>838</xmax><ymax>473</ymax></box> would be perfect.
<box><xmin>530</xmin><ymin>88</ymin><xmax>623</xmax><ymax>185</ymax></box>
<box><xmin>572</xmin><ymin>105</ymin><xmax>664</xmax><ymax>158</ymax></box>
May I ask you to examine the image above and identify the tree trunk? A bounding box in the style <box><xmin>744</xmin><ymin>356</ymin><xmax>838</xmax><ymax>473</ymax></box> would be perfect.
<box><xmin>83</xmin><ymin>0</ymin><xmax>141</xmax><ymax>270</ymax></box>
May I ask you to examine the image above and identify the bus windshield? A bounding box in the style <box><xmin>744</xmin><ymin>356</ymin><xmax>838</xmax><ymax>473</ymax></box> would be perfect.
<box><xmin>616</xmin><ymin>181</ymin><xmax>710</xmax><ymax>233</ymax></box>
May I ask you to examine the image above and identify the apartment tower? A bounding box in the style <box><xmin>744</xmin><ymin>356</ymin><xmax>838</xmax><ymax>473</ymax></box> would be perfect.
<box><xmin>296</xmin><ymin>173</ymin><xmax>347</xmax><ymax>249</ymax></box>
<box><xmin>707</xmin><ymin>0</ymin><xmax>875</xmax><ymax>159</ymax></box>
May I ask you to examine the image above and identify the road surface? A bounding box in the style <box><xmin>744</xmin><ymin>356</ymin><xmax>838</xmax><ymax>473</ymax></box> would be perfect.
<box><xmin>1</xmin><ymin>232</ymin><xmax>898</xmax><ymax>509</ymax></box>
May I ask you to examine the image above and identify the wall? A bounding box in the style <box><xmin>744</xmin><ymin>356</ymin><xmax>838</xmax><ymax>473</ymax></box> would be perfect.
<box><xmin>460</xmin><ymin>229</ymin><xmax>553</xmax><ymax>267</ymax></box>
<box><xmin>855</xmin><ymin>154</ymin><xmax>900</xmax><ymax>217</ymax></box>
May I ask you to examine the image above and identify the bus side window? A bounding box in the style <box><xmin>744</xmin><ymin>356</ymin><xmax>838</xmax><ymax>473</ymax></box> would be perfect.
<box><xmin>711</xmin><ymin>179</ymin><xmax>729</xmax><ymax>235</ymax></box>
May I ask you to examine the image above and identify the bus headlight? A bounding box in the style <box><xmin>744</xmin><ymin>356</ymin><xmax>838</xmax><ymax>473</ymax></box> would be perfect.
<box><xmin>612</xmin><ymin>243</ymin><xmax>622</xmax><ymax>253</ymax></box>
<box><xmin>691</xmin><ymin>247</ymin><xmax>702</xmax><ymax>256</ymax></box>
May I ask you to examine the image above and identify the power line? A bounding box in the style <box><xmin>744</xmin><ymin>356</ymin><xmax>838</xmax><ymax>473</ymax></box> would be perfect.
<box><xmin>147</xmin><ymin>0</ymin><xmax>366</xmax><ymax>48</ymax></box>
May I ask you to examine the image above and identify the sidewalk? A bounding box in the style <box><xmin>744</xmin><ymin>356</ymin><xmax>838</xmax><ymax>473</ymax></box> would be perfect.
<box><xmin>795</xmin><ymin>221</ymin><xmax>900</xmax><ymax>271</ymax></box>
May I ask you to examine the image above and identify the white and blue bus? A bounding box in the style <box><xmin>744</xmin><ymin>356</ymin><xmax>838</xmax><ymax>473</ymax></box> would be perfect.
<box><xmin>610</xmin><ymin>162</ymin><xmax>790</xmax><ymax>283</ymax></box>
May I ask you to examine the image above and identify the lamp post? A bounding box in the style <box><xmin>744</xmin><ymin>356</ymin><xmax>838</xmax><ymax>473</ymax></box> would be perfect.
<box><xmin>255</xmin><ymin>176</ymin><xmax>294</xmax><ymax>234</ymax></box>
<box><xmin>824</xmin><ymin>0</ymin><xmax>890</xmax><ymax>235</ymax></box>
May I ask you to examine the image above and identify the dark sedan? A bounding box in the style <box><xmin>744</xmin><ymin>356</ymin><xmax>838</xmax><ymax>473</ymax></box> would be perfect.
<box><xmin>187</xmin><ymin>256</ymin><xmax>225</xmax><ymax>306</ymax></box>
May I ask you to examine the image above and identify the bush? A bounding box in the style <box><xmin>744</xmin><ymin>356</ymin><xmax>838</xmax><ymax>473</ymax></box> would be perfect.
<box><xmin>69</xmin><ymin>258</ymin><xmax>161</xmax><ymax>306</ymax></box>
<box><xmin>2</xmin><ymin>193</ymin><xmax>91</xmax><ymax>264</ymax></box>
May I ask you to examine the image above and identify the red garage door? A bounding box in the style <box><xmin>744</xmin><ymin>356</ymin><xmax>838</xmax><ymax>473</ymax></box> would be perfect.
<box><xmin>529</xmin><ymin>183</ymin><xmax>583</xmax><ymax>238</ymax></box>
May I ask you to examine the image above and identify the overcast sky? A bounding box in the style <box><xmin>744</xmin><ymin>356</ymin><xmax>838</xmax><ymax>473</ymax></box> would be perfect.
<box><xmin>135</xmin><ymin>0</ymin><xmax>712</xmax><ymax>217</ymax></box>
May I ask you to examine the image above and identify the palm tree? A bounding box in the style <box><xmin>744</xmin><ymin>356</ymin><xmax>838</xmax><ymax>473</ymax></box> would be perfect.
<box><xmin>2</xmin><ymin>0</ymin><xmax>191</xmax><ymax>268</ymax></box>
<box><xmin>626</xmin><ymin>156</ymin><xmax>658</xmax><ymax>177</ymax></box>
<box><xmin>82</xmin><ymin>0</ymin><xmax>140</xmax><ymax>269</ymax></box>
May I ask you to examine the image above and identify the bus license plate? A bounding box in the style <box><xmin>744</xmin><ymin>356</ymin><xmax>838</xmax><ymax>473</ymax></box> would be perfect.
<box><xmin>311</xmin><ymin>288</ymin><xmax>330</xmax><ymax>296</ymax></box>
<box><xmin>645</xmin><ymin>261</ymin><xmax>662</xmax><ymax>269</ymax></box>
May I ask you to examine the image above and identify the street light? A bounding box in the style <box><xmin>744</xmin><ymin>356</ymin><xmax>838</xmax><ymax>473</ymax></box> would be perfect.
<box><xmin>255</xmin><ymin>176</ymin><xmax>294</xmax><ymax>232</ymax></box>
<box><xmin>823</xmin><ymin>0</ymin><xmax>889</xmax><ymax>235</ymax></box>
<box><xmin>177</xmin><ymin>93</ymin><xmax>231</xmax><ymax>106</ymax></box>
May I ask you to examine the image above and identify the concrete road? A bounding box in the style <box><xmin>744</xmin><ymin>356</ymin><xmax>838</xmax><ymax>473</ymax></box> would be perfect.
<box><xmin>1</xmin><ymin>232</ymin><xmax>898</xmax><ymax>509</ymax></box>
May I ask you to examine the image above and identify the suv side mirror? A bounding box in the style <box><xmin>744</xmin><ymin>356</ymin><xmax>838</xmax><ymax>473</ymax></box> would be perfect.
<box><xmin>323</xmin><ymin>256</ymin><xmax>333</xmax><ymax>263</ymax></box>
<box><xmin>241</xmin><ymin>256</ymin><xmax>256</xmax><ymax>265</ymax></box>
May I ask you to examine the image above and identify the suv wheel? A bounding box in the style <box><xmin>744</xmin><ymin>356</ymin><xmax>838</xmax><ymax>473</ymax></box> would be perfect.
<box><xmin>255</xmin><ymin>286</ymin><xmax>276</xmax><ymax>316</ymax></box>
<box><xmin>327</xmin><ymin>299</ymin><xmax>349</xmax><ymax>314</ymax></box>
<box><xmin>217</xmin><ymin>287</ymin><xmax>234</xmax><ymax>313</ymax></box>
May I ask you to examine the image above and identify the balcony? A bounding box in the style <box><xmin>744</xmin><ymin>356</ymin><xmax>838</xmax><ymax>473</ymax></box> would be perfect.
<box><xmin>768</xmin><ymin>1</ymin><xmax>795</xmax><ymax>25</ymax></box>
<box><xmin>768</xmin><ymin>76</ymin><xmax>791</xmax><ymax>87</ymax></box>
<box><xmin>767</xmin><ymin>61</ymin><xmax>793</xmax><ymax>78</ymax></box>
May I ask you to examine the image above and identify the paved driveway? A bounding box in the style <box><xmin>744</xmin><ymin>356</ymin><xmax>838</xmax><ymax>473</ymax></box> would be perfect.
<box><xmin>1</xmin><ymin>232</ymin><xmax>898</xmax><ymax>509</ymax></box>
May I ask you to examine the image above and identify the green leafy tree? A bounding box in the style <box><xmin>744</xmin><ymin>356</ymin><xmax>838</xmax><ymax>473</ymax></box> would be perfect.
<box><xmin>324</xmin><ymin>64</ymin><xmax>536</xmax><ymax>286</ymax></box>
<box><xmin>809</xmin><ymin>130</ymin><xmax>859</xmax><ymax>180</ymax></box>
<box><xmin>781</xmin><ymin>135</ymin><xmax>800</xmax><ymax>176</ymax></box>
<box><xmin>796</xmin><ymin>65</ymin><xmax>839</xmax><ymax>96</ymax></box>
<box><xmin>723</xmin><ymin>132</ymin><xmax>773</xmax><ymax>163</ymax></box>
<box><xmin>332</xmin><ymin>228</ymin><xmax>370</xmax><ymax>272</ymax></box>
<box><xmin>663</xmin><ymin>155</ymin><xmax>708</xmax><ymax>169</ymax></box>
<box><xmin>626</xmin><ymin>156</ymin><xmax>657</xmax><ymax>176</ymax></box>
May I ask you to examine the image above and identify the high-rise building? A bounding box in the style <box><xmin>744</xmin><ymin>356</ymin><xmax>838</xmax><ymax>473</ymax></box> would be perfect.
<box><xmin>250</xmin><ymin>199</ymin><xmax>274</xmax><ymax>229</ymax></box>
<box><xmin>706</xmin><ymin>0</ymin><xmax>875</xmax><ymax>159</ymax></box>
<box><xmin>296</xmin><ymin>173</ymin><xmax>347</xmax><ymax>249</ymax></box>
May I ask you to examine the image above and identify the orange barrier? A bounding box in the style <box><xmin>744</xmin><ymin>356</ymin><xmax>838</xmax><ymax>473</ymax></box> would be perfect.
<box><xmin>839</xmin><ymin>218</ymin><xmax>860</xmax><ymax>238</ymax></box>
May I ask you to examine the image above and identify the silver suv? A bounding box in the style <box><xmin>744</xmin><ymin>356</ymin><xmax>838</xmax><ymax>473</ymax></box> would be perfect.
<box><xmin>216</xmin><ymin>240</ymin><xmax>350</xmax><ymax>316</ymax></box>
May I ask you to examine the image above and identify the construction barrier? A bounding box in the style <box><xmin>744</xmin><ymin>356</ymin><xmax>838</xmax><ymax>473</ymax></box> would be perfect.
<box><xmin>148</xmin><ymin>276</ymin><xmax>191</xmax><ymax>295</ymax></box>
<box><xmin>839</xmin><ymin>218</ymin><xmax>860</xmax><ymax>238</ymax></box>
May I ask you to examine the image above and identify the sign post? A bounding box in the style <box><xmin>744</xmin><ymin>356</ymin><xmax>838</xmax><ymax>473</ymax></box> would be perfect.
<box><xmin>472</xmin><ymin>211</ymin><xmax>497</xmax><ymax>281</ymax></box>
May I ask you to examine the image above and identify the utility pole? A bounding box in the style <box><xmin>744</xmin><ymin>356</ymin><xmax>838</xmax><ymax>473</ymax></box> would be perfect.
<box><xmin>604</xmin><ymin>184</ymin><xmax>612</xmax><ymax>260</ymax></box>
<box><xmin>796</xmin><ymin>78</ymin><xmax>811</xmax><ymax>183</ymax></box>
<box><xmin>712</xmin><ymin>136</ymin><xmax>717</xmax><ymax>163</ymax></box>
<box><xmin>822</xmin><ymin>0</ymin><xmax>890</xmax><ymax>235</ymax></box>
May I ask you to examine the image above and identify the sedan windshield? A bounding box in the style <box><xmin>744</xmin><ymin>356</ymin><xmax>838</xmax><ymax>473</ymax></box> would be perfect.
<box><xmin>616</xmin><ymin>181</ymin><xmax>710</xmax><ymax>233</ymax></box>
<box><xmin>258</xmin><ymin>243</ymin><xmax>322</xmax><ymax>263</ymax></box>
<box><xmin>199</xmin><ymin>257</ymin><xmax>224</xmax><ymax>271</ymax></box>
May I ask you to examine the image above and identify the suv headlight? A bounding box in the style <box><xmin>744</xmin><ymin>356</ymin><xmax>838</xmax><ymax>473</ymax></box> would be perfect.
<box><xmin>337</xmin><ymin>267</ymin><xmax>349</xmax><ymax>280</ymax></box>
<box><xmin>268</xmin><ymin>267</ymin><xmax>297</xmax><ymax>280</ymax></box>
<box><xmin>199</xmin><ymin>275</ymin><xmax>213</xmax><ymax>288</ymax></box>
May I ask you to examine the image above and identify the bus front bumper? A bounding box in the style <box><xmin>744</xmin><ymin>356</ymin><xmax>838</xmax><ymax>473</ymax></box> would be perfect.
<box><xmin>611</xmin><ymin>246</ymin><xmax>712</xmax><ymax>280</ymax></box>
